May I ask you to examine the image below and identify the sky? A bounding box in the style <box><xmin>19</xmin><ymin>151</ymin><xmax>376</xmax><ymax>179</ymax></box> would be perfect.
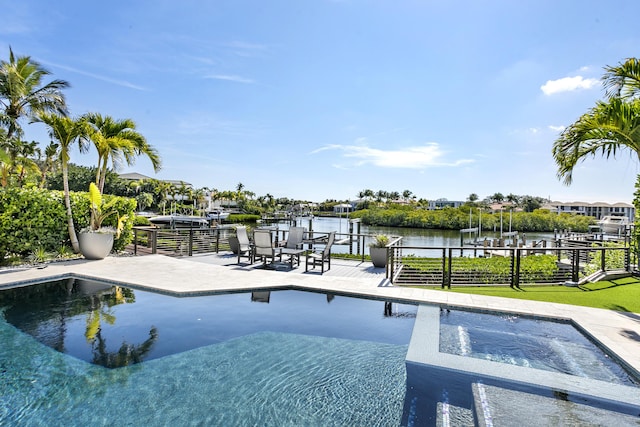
<box><xmin>2</xmin><ymin>0</ymin><xmax>640</xmax><ymax>203</ymax></box>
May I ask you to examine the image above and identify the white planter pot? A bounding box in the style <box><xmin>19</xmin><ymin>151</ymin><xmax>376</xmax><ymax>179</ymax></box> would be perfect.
<box><xmin>369</xmin><ymin>247</ymin><xmax>388</xmax><ymax>268</ymax></box>
<box><xmin>79</xmin><ymin>232</ymin><xmax>114</xmax><ymax>260</ymax></box>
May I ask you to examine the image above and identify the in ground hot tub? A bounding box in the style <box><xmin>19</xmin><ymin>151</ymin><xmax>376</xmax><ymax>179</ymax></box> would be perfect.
<box><xmin>403</xmin><ymin>305</ymin><xmax>640</xmax><ymax>426</ymax></box>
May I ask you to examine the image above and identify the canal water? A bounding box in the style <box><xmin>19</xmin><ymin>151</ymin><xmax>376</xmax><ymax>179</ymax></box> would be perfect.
<box><xmin>278</xmin><ymin>216</ymin><xmax>556</xmax><ymax>253</ymax></box>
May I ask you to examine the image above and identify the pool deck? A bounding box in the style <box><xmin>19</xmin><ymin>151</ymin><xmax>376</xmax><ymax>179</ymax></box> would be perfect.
<box><xmin>1</xmin><ymin>253</ymin><xmax>639</xmax><ymax>378</ymax></box>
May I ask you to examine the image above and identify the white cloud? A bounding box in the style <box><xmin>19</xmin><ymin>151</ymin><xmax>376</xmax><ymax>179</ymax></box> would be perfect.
<box><xmin>548</xmin><ymin>125</ymin><xmax>565</xmax><ymax>132</ymax></box>
<box><xmin>41</xmin><ymin>60</ymin><xmax>147</xmax><ymax>91</ymax></box>
<box><xmin>174</xmin><ymin>111</ymin><xmax>266</xmax><ymax>138</ymax></box>
<box><xmin>220</xmin><ymin>41</ymin><xmax>270</xmax><ymax>58</ymax></box>
<box><xmin>541</xmin><ymin>76</ymin><xmax>600</xmax><ymax>95</ymax></box>
<box><xmin>205</xmin><ymin>74</ymin><xmax>255</xmax><ymax>84</ymax></box>
<box><xmin>312</xmin><ymin>142</ymin><xmax>474</xmax><ymax>169</ymax></box>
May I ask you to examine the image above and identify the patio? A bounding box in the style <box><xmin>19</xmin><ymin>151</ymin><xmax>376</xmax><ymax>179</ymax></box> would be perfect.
<box><xmin>186</xmin><ymin>251</ymin><xmax>389</xmax><ymax>282</ymax></box>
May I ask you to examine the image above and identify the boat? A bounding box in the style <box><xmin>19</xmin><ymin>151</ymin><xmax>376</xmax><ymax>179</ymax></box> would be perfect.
<box><xmin>206</xmin><ymin>209</ymin><xmax>230</xmax><ymax>221</ymax></box>
<box><xmin>597</xmin><ymin>215</ymin><xmax>631</xmax><ymax>234</ymax></box>
<box><xmin>149</xmin><ymin>215</ymin><xmax>210</xmax><ymax>229</ymax></box>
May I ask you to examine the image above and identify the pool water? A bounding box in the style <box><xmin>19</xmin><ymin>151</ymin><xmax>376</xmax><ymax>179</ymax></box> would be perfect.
<box><xmin>0</xmin><ymin>278</ymin><xmax>416</xmax><ymax>426</ymax></box>
<box><xmin>439</xmin><ymin>309</ymin><xmax>638</xmax><ymax>386</ymax></box>
<box><xmin>1</xmin><ymin>278</ymin><xmax>638</xmax><ymax>426</ymax></box>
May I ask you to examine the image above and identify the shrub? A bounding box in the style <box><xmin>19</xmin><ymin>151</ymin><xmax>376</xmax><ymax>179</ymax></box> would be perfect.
<box><xmin>0</xmin><ymin>187</ymin><xmax>136</xmax><ymax>263</ymax></box>
<box><xmin>0</xmin><ymin>188</ymin><xmax>68</xmax><ymax>262</ymax></box>
<box><xmin>369</xmin><ymin>234</ymin><xmax>390</xmax><ymax>248</ymax></box>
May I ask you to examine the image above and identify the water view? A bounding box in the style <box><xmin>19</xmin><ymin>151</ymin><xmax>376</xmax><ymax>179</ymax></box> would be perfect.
<box><xmin>286</xmin><ymin>216</ymin><xmax>555</xmax><ymax>252</ymax></box>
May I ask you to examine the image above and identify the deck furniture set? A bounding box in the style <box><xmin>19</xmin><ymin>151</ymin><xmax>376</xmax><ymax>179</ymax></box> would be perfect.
<box><xmin>236</xmin><ymin>226</ymin><xmax>335</xmax><ymax>273</ymax></box>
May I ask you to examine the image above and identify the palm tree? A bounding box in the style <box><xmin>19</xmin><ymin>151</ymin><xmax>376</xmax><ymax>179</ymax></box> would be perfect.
<box><xmin>490</xmin><ymin>192</ymin><xmax>505</xmax><ymax>203</ymax></box>
<box><xmin>39</xmin><ymin>113</ymin><xmax>89</xmax><ymax>253</ymax></box>
<box><xmin>602</xmin><ymin>58</ymin><xmax>640</xmax><ymax>99</ymax></box>
<box><xmin>0</xmin><ymin>47</ymin><xmax>69</xmax><ymax>140</ymax></box>
<box><xmin>552</xmin><ymin>97</ymin><xmax>640</xmax><ymax>185</ymax></box>
<box><xmin>554</xmin><ymin>58</ymin><xmax>640</xmax><ymax>184</ymax></box>
<box><xmin>83</xmin><ymin>113</ymin><xmax>161</xmax><ymax>193</ymax></box>
<box><xmin>39</xmin><ymin>141</ymin><xmax>59</xmax><ymax>188</ymax></box>
<box><xmin>13</xmin><ymin>140</ymin><xmax>40</xmax><ymax>186</ymax></box>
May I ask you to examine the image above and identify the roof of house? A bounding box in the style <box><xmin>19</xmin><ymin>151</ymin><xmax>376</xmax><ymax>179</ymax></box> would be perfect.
<box><xmin>546</xmin><ymin>201</ymin><xmax>634</xmax><ymax>208</ymax></box>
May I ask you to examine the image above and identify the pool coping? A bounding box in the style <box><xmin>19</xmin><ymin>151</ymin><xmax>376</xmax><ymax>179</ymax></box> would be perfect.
<box><xmin>1</xmin><ymin>254</ymin><xmax>638</xmax><ymax>381</ymax></box>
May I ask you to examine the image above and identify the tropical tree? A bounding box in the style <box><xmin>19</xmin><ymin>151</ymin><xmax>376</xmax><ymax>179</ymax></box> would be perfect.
<box><xmin>506</xmin><ymin>193</ymin><xmax>520</xmax><ymax>205</ymax></box>
<box><xmin>375</xmin><ymin>190</ymin><xmax>388</xmax><ymax>203</ymax></box>
<box><xmin>553</xmin><ymin>58</ymin><xmax>640</xmax><ymax>185</ymax></box>
<box><xmin>39</xmin><ymin>141</ymin><xmax>59</xmax><ymax>188</ymax></box>
<box><xmin>39</xmin><ymin>113</ymin><xmax>89</xmax><ymax>253</ymax></box>
<box><xmin>0</xmin><ymin>47</ymin><xmax>69</xmax><ymax>140</ymax></box>
<box><xmin>602</xmin><ymin>57</ymin><xmax>640</xmax><ymax>99</ymax></box>
<box><xmin>12</xmin><ymin>140</ymin><xmax>40</xmax><ymax>186</ymax></box>
<box><xmin>490</xmin><ymin>192</ymin><xmax>505</xmax><ymax>203</ymax></box>
<box><xmin>82</xmin><ymin>113</ymin><xmax>161</xmax><ymax>193</ymax></box>
<box><xmin>135</xmin><ymin>192</ymin><xmax>154</xmax><ymax>212</ymax></box>
<box><xmin>552</xmin><ymin>97</ymin><xmax>640</xmax><ymax>185</ymax></box>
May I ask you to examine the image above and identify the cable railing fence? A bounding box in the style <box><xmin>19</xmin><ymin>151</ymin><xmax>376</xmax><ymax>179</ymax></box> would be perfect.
<box><xmin>132</xmin><ymin>226</ymin><xmax>634</xmax><ymax>287</ymax></box>
<box><xmin>389</xmin><ymin>241</ymin><xmax>632</xmax><ymax>288</ymax></box>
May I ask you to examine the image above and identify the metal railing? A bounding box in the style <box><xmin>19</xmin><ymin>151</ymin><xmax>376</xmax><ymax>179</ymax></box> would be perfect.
<box><xmin>388</xmin><ymin>240</ymin><xmax>632</xmax><ymax>287</ymax></box>
<box><xmin>132</xmin><ymin>226</ymin><xmax>633</xmax><ymax>287</ymax></box>
<box><xmin>132</xmin><ymin>226</ymin><xmax>233</xmax><ymax>256</ymax></box>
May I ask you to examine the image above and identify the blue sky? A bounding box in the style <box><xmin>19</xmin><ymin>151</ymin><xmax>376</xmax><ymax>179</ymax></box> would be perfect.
<box><xmin>3</xmin><ymin>0</ymin><xmax>640</xmax><ymax>203</ymax></box>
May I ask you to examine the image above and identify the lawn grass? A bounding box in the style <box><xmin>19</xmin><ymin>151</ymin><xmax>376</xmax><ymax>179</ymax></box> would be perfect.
<box><xmin>416</xmin><ymin>276</ymin><xmax>640</xmax><ymax>313</ymax></box>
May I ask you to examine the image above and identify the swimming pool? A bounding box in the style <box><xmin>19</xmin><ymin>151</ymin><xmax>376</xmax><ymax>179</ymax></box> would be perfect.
<box><xmin>0</xmin><ymin>278</ymin><xmax>417</xmax><ymax>426</ymax></box>
<box><xmin>1</xmin><ymin>277</ymin><xmax>638</xmax><ymax>426</ymax></box>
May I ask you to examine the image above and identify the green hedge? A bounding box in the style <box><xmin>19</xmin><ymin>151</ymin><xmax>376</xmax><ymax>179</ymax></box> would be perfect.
<box><xmin>351</xmin><ymin>207</ymin><xmax>595</xmax><ymax>232</ymax></box>
<box><xmin>0</xmin><ymin>187</ymin><xmax>136</xmax><ymax>262</ymax></box>
<box><xmin>227</xmin><ymin>214</ymin><xmax>260</xmax><ymax>223</ymax></box>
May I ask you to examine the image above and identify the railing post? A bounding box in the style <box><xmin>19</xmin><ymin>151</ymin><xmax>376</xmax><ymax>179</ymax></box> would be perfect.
<box><xmin>572</xmin><ymin>249</ymin><xmax>579</xmax><ymax>283</ymax></box>
<box><xmin>625</xmin><ymin>247</ymin><xmax>631</xmax><ymax>272</ymax></box>
<box><xmin>133</xmin><ymin>228</ymin><xmax>138</xmax><ymax>255</ymax></box>
<box><xmin>188</xmin><ymin>229</ymin><xmax>194</xmax><ymax>256</ymax></box>
<box><xmin>600</xmin><ymin>247</ymin><xmax>606</xmax><ymax>272</ymax></box>
<box><xmin>386</xmin><ymin>246</ymin><xmax>391</xmax><ymax>280</ymax></box>
<box><xmin>446</xmin><ymin>248</ymin><xmax>452</xmax><ymax>289</ymax></box>
<box><xmin>512</xmin><ymin>248</ymin><xmax>520</xmax><ymax>288</ymax></box>
<box><xmin>151</xmin><ymin>229</ymin><xmax>157</xmax><ymax>254</ymax></box>
<box><xmin>348</xmin><ymin>221</ymin><xmax>354</xmax><ymax>255</ymax></box>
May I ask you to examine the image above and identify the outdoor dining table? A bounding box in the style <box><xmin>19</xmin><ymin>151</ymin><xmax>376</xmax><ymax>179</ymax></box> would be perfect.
<box><xmin>271</xmin><ymin>234</ymin><xmax>326</xmax><ymax>269</ymax></box>
<box><xmin>277</xmin><ymin>247</ymin><xmax>305</xmax><ymax>269</ymax></box>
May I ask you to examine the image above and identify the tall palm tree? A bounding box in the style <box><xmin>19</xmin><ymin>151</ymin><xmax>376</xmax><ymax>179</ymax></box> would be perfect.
<box><xmin>0</xmin><ymin>47</ymin><xmax>69</xmax><ymax>140</ymax></box>
<box><xmin>39</xmin><ymin>113</ymin><xmax>89</xmax><ymax>253</ymax></box>
<box><xmin>553</xmin><ymin>98</ymin><xmax>640</xmax><ymax>184</ymax></box>
<box><xmin>82</xmin><ymin>113</ymin><xmax>161</xmax><ymax>193</ymax></box>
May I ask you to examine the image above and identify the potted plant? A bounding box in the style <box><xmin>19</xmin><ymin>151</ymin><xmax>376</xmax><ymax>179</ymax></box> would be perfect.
<box><xmin>369</xmin><ymin>234</ymin><xmax>390</xmax><ymax>268</ymax></box>
<box><xmin>227</xmin><ymin>226</ymin><xmax>240</xmax><ymax>254</ymax></box>
<box><xmin>78</xmin><ymin>183</ymin><xmax>126</xmax><ymax>260</ymax></box>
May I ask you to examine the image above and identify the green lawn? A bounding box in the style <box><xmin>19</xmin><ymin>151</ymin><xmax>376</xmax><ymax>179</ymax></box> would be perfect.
<box><xmin>416</xmin><ymin>276</ymin><xmax>640</xmax><ymax>313</ymax></box>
